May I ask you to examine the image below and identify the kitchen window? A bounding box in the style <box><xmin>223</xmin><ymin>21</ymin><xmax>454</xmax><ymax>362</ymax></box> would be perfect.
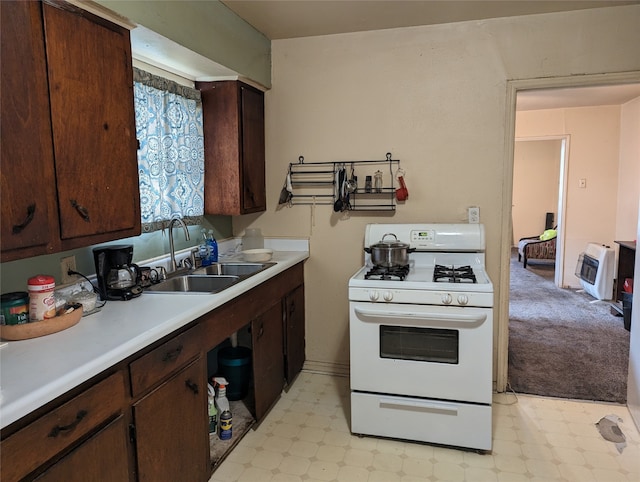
<box><xmin>133</xmin><ymin>68</ymin><xmax>204</xmax><ymax>233</ymax></box>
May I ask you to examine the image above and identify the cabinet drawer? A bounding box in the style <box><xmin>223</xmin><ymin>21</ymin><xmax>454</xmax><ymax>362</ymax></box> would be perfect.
<box><xmin>1</xmin><ymin>371</ymin><xmax>125</xmax><ymax>482</ymax></box>
<box><xmin>130</xmin><ymin>324</ymin><xmax>202</xmax><ymax>397</ymax></box>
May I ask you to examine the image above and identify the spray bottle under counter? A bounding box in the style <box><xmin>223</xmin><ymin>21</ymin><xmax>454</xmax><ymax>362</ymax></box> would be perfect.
<box><xmin>213</xmin><ymin>377</ymin><xmax>232</xmax><ymax>440</ymax></box>
<box><xmin>207</xmin><ymin>383</ymin><xmax>218</xmax><ymax>434</ymax></box>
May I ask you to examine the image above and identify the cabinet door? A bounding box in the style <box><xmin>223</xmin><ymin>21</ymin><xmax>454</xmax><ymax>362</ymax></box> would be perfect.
<box><xmin>284</xmin><ymin>284</ymin><xmax>305</xmax><ymax>384</ymax></box>
<box><xmin>198</xmin><ymin>80</ymin><xmax>265</xmax><ymax>215</ymax></box>
<box><xmin>0</xmin><ymin>0</ymin><xmax>60</xmax><ymax>261</ymax></box>
<box><xmin>34</xmin><ymin>415</ymin><xmax>131</xmax><ymax>482</ymax></box>
<box><xmin>252</xmin><ymin>302</ymin><xmax>284</xmax><ymax>421</ymax></box>
<box><xmin>43</xmin><ymin>2</ymin><xmax>140</xmax><ymax>244</ymax></box>
<box><xmin>133</xmin><ymin>358</ymin><xmax>209</xmax><ymax>482</ymax></box>
<box><xmin>1</xmin><ymin>371</ymin><xmax>126</xmax><ymax>482</ymax></box>
<box><xmin>240</xmin><ymin>84</ymin><xmax>266</xmax><ymax>213</ymax></box>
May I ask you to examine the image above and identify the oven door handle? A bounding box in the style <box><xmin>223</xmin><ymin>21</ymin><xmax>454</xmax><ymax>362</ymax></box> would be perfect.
<box><xmin>379</xmin><ymin>397</ymin><xmax>459</xmax><ymax>415</ymax></box>
<box><xmin>354</xmin><ymin>308</ymin><xmax>487</xmax><ymax>324</ymax></box>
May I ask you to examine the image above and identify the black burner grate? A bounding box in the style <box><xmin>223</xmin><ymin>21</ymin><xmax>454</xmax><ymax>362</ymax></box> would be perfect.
<box><xmin>433</xmin><ymin>265</ymin><xmax>477</xmax><ymax>283</ymax></box>
<box><xmin>365</xmin><ymin>265</ymin><xmax>410</xmax><ymax>281</ymax></box>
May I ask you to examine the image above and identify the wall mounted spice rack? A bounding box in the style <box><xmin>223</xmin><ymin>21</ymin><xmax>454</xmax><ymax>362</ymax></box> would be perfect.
<box><xmin>284</xmin><ymin>153</ymin><xmax>401</xmax><ymax>212</ymax></box>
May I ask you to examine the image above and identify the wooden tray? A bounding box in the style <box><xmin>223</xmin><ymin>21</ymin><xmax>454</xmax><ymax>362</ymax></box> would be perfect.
<box><xmin>0</xmin><ymin>305</ymin><xmax>83</xmax><ymax>341</ymax></box>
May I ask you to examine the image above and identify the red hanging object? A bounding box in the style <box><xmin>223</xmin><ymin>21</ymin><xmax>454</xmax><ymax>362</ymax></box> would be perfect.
<box><xmin>396</xmin><ymin>175</ymin><xmax>409</xmax><ymax>201</ymax></box>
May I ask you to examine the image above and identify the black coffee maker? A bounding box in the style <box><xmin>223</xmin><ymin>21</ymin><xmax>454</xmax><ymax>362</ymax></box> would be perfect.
<box><xmin>93</xmin><ymin>245</ymin><xmax>143</xmax><ymax>301</ymax></box>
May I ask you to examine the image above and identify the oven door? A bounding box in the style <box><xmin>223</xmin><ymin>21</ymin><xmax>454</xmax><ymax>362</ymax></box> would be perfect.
<box><xmin>349</xmin><ymin>301</ymin><xmax>493</xmax><ymax>404</ymax></box>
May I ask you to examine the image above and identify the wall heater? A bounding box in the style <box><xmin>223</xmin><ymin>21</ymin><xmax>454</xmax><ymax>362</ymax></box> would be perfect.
<box><xmin>575</xmin><ymin>243</ymin><xmax>615</xmax><ymax>300</ymax></box>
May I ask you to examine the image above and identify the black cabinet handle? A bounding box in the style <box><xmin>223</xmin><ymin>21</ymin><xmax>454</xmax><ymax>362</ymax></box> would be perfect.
<box><xmin>162</xmin><ymin>345</ymin><xmax>183</xmax><ymax>362</ymax></box>
<box><xmin>48</xmin><ymin>410</ymin><xmax>87</xmax><ymax>437</ymax></box>
<box><xmin>185</xmin><ymin>379</ymin><xmax>199</xmax><ymax>394</ymax></box>
<box><xmin>70</xmin><ymin>199</ymin><xmax>90</xmax><ymax>222</ymax></box>
<box><xmin>12</xmin><ymin>204</ymin><xmax>36</xmax><ymax>234</ymax></box>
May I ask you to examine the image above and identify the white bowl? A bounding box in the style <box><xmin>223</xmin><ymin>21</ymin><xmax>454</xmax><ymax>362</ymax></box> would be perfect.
<box><xmin>242</xmin><ymin>249</ymin><xmax>273</xmax><ymax>262</ymax></box>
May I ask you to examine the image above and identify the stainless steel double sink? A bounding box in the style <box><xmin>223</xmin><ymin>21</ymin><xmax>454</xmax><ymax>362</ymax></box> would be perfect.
<box><xmin>144</xmin><ymin>262</ymin><xmax>276</xmax><ymax>294</ymax></box>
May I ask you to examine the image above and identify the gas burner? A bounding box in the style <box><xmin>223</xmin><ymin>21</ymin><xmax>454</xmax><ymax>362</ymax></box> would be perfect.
<box><xmin>365</xmin><ymin>265</ymin><xmax>410</xmax><ymax>281</ymax></box>
<box><xmin>433</xmin><ymin>265</ymin><xmax>477</xmax><ymax>283</ymax></box>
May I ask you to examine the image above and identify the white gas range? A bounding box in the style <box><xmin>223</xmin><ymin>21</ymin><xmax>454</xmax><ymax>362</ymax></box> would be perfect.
<box><xmin>349</xmin><ymin>223</ymin><xmax>494</xmax><ymax>451</ymax></box>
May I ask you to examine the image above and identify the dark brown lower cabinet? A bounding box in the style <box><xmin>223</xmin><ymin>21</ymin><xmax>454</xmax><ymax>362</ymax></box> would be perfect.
<box><xmin>0</xmin><ymin>372</ymin><xmax>128</xmax><ymax>482</ymax></box>
<box><xmin>133</xmin><ymin>358</ymin><xmax>209</xmax><ymax>482</ymax></box>
<box><xmin>284</xmin><ymin>284</ymin><xmax>305</xmax><ymax>385</ymax></box>
<box><xmin>252</xmin><ymin>301</ymin><xmax>285</xmax><ymax>421</ymax></box>
<box><xmin>251</xmin><ymin>303</ymin><xmax>284</xmax><ymax>421</ymax></box>
<box><xmin>1</xmin><ymin>263</ymin><xmax>305</xmax><ymax>482</ymax></box>
<box><xmin>34</xmin><ymin>416</ymin><xmax>130</xmax><ymax>482</ymax></box>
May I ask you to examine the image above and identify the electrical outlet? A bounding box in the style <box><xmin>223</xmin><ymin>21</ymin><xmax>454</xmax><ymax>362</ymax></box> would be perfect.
<box><xmin>468</xmin><ymin>207</ymin><xmax>480</xmax><ymax>224</ymax></box>
<box><xmin>61</xmin><ymin>256</ymin><xmax>77</xmax><ymax>284</ymax></box>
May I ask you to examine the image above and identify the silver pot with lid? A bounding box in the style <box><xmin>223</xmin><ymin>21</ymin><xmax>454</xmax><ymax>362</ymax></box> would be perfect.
<box><xmin>364</xmin><ymin>233</ymin><xmax>415</xmax><ymax>268</ymax></box>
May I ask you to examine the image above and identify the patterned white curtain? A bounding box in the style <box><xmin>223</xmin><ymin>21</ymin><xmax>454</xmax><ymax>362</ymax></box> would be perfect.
<box><xmin>133</xmin><ymin>68</ymin><xmax>204</xmax><ymax>233</ymax></box>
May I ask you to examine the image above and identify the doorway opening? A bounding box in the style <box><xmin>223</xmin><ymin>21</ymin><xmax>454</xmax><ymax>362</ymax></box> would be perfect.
<box><xmin>512</xmin><ymin>136</ymin><xmax>568</xmax><ymax>287</ymax></box>
<box><xmin>508</xmin><ymin>131</ymin><xmax>629</xmax><ymax>402</ymax></box>
<box><xmin>497</xmin><ymin>72</ymin><xmax>640</xmax><ymax>400</ymax></box>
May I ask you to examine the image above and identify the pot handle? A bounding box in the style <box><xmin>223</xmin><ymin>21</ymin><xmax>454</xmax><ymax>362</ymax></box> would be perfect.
<box><xmin>381</xmin><ymin>233</ymin><xmax>398</xmax><ymax>242</ymax></box>
<box><xmin>364</xmin><ymin>247</ymin><xmax>371</xmax><ymax>253</ymax></box>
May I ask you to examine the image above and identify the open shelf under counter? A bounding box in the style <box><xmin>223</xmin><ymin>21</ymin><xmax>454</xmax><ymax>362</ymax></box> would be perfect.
<box><xmin>209</xmin><ymin>398</ymin><xmax>255</xmax><ymax>469</ymax></box>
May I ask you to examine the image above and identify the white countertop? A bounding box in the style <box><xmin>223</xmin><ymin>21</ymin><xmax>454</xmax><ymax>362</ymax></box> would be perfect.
<box><xmin>0</xmin><ymin>241</ymin><xmax>308</xmax><ymax>429</ymax></box>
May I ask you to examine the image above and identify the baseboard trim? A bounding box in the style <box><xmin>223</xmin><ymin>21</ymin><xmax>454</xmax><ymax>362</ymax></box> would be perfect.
<box><xmin>302</xmin><ymin>360</ymin><xmax>350</xmax><ymax>378</ymax></box>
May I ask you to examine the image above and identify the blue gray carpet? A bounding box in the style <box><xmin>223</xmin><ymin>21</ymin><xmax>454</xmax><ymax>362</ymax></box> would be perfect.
<box><xmin>508</xmin><ymin>249</ymin><xmax>629</xmax><ymax>403</ymax></box>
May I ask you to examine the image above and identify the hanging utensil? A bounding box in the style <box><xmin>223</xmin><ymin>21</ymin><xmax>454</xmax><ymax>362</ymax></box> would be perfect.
<box><xmin>341</xmin><ymin>168</ymin><xmax>348</xmax><ymax>209</ymax></box>
<box><xmin>346</xmin><ymin>163</ymin><xmax>357</xmax><ymax>193</ymax></box>
<box><xmin>333</xmin><ymin>166</ymin><xmax>346</xmax><ymax>212</ymax></box>
<box><xmin>395</xmin><ymin>167</ymin><xmax>409</xmax><ymax>201</ymax></box>
<box><xmin>343</xmin><ymin>185</ymin><xmax>351</xmax><ymax>211</ymax></box>
<box><xmin>278</xmin><ymin>172</ymin><xmax>293</xmax><ymax>205</ymax></box>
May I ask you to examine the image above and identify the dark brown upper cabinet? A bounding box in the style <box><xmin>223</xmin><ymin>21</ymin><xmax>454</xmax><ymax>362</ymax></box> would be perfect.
<box><xmin>197</xmin><ymin>81</ymin><xmax>266</xmax><ymax>215</ymax></box>
<box><xmin>1</xmin><ymin>1</ymin><xmax>140</xmax><ymax>262</ymax></box>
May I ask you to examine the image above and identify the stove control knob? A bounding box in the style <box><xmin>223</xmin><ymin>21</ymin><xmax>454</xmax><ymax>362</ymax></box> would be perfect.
<box><xmin>383</xmin><ymin>291</ymin><xmax>394</xmax><ymax>302</ymax></box>
<box><xmin>369</xmin><ymin>291</ymin><xmax>380</xmax><ymax>302</ymax></box>
<box><xmin>442</xmin><ymin>293</ymin><xmax>452</xmax><ymax>305</ymax></box>
<box><xmin>457</xmin><ymin>294</ymin><xmax>469</xmax><ymax>306</ymax></box>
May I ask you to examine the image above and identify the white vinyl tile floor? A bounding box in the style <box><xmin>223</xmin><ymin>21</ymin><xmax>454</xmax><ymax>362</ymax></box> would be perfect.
<box><xmin>210</xmin><ymin>372</ymin><xmax>640</xmax><ymax>482</ymax></box>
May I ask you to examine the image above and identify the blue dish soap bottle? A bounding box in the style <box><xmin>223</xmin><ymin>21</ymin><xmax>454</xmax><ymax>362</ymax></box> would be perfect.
<box><xmin>200</xmin><ymin>229</ymin><xmax>212</xmax><ymax>266</ymax></box>
<box><xmin>207</xmin><ymin>230</ymin><xmax>219</xmax><ymax>263</ymax></box>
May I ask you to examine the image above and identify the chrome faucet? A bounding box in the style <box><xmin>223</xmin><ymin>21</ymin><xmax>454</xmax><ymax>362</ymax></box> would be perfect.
<box><xmin>168</xmin><ymin>217</ymin><xmax>190</xmax><ymax>272</ymax></box>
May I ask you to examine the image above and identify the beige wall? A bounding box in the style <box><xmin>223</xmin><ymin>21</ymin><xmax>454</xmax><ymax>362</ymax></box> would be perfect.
<box><xmin>617</xmin><ymin>97</ymin><xmax>640</xmax><ymax>242</ymax></box>
<box><xmin>512</xmin><ymin>140</ymin><xmax>562</xmax><ymax>242</ymax></box>
<box><xmin>234</xmin><ymin>6</ymin><xmax>640</xmax><ymax>373</ymax></box>
<box><xmin>515</xmin><ymin>104</ymin><xmax>639</xmax><ymax>288</ymax></box>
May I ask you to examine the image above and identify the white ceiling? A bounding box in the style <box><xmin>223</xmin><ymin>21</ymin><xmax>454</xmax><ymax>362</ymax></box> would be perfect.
<box><xmin>124</xmin><ymin>1</ymin><xmax>640</xmax><ymax>110</ymax></box>
<box><xmin>220</xmin><ymin>0</ymin><xmax>639</xmax><ymax>40</ymax></box>
<box><xmin>219</xmin><ymin>0</ymin><xmax>640</xmax><ymax>110</ymax></box>
<box><xmin>516</xmin><ymin>84</ymin><xmax>640</xmax><ymax>111</ymax></box>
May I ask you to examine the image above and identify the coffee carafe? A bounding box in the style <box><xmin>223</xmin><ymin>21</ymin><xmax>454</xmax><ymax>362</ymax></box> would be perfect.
<box><xmin>93</xmin><ymin>245</ymin><xmax>143</xmax><ymax>301</ymax></box>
